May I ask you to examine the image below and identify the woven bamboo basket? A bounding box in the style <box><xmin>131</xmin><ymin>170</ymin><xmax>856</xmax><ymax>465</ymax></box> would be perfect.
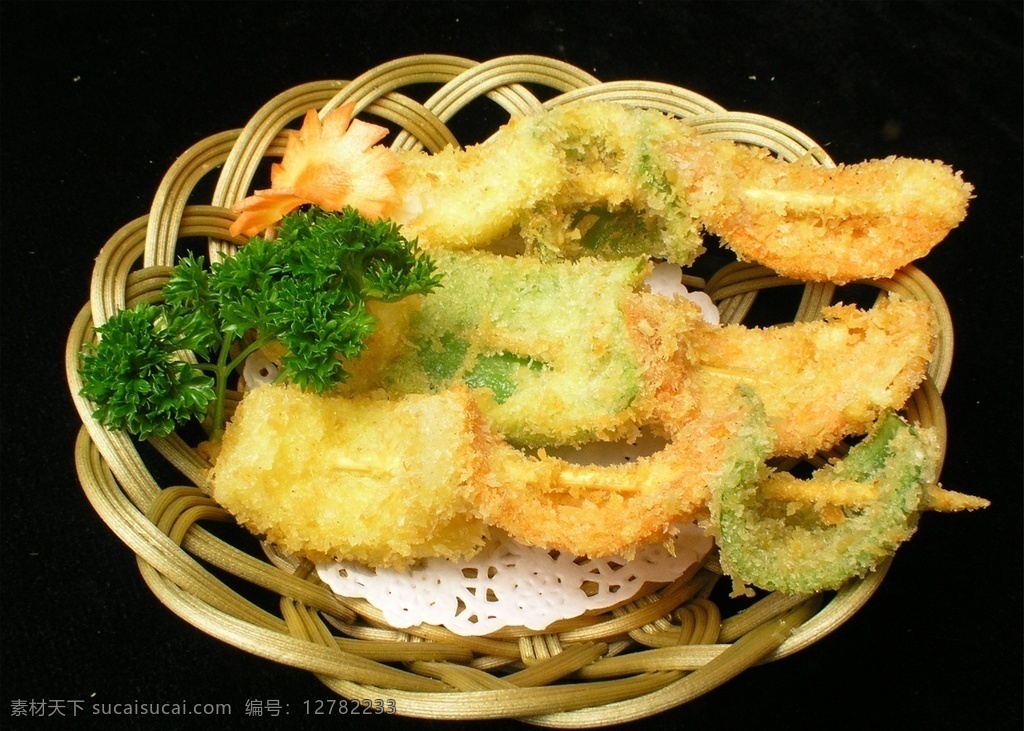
<box><xmin>64</xmin><ymin>55</ymin><xmax>954</xmax><ymax>725</ymax></box>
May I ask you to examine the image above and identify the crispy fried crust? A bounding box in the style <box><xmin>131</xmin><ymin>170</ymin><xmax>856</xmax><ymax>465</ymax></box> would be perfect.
<box><xmin>713</xmin><ymin>412</ymin><xmax>941</xmax><ymax>594</ymax></box>
<box><xmin>210</xmin><ymin>384</ymin><xmax>491</xmax><ymax>568</ymax></box>
<box><xmin>473</xmin><ymin>387</ymin><xmax>772</xmax><ymax>559</ymax></box>
<box><xmin>680</xmin><ymin>141</ymin><xmax>973</xmax><ymax>283</ymax></box>
<box><xmin>394</xmin><ymin>102</ymin><xmax>705</xmax><ymax>265</ymax></box>
<box><xmin>217</xmin><ymin>286</ymin><xmax>939</xmax><ymax>566</ymax></box>
<box><xmin>627</xmin><ymin>293</ymin><xmax>938</xmax><ymax>457</ymax></box>
<box><xmin>396</xmin><ymin>101</ymin><xmax>972</xmax><ymax>282</ymax></box>
<box><xmin>690</xmin><ymin>297</ymin><xmax>937</xmax><ymax>456</ymax></box>
<box><xmin>207</xmin><ymin>102</ymin><xmax>983</xmax><ymax>580</ymax></box>
<box><xmin>381</xmin><ymin>251</ymin><xmax>652</xmax><ymax>447</ymax></box>
<box><xmin>392</xmin><ymin>116</ymin><xmax>563</xmax><ymax>250</ymax></box>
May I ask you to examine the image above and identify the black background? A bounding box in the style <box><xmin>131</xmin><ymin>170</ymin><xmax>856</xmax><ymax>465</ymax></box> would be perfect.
<box><xmin>2</xmin><ymin>2</ymin><xmax>1021</xmax><ymax>729</ymax></box>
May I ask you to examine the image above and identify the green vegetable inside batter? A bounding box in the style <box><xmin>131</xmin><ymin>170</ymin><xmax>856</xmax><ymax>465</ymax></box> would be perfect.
<box><xmin>383</xmin><ymin>250</ymin><xmax>648</xmax><ymax>447</ymax></box>
<box><xmin>715</xmin><ymin>411</ymin><xmax>940</xmax><ymax>595</ymax></box>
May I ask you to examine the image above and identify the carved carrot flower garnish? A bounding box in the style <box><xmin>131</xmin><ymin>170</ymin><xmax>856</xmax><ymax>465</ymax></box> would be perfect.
<box><xmin>229</xmin><ymin>103</ymin><xmax>402</xmax><ymax>238</ymax></box>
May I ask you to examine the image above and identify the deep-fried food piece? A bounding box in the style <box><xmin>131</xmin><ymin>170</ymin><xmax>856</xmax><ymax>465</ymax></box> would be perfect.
<box><xmin>393</xmin><ymin>101</ymin><xmax>705</xmax><ymax>265</ymax></box>
<box><xmin>210</xmin><ymin>383</ymin><xmax>491</xmax><ymax>568</ymax></box>
<box><xmin>381</xmin><ymin>250</ymin><xmax>653</xmax><ymax>447</ymax></box>
<box><xmin>685</xmin><ymin>296</ymin><xmax>937</xmax><ymax>456</ymax></box>
<box><xmin>390</xmin><ymin>116</ymin><xmax>562</xmax><ymax>252</ymax></box>
<box><xmin>513</xmin><ymin>101</ymin><xmax>704</xmax><ymax>264</ymax></box>
<box><xmin>371</xmin><ymin>253</ymin><xmax>934</xmax><ymax>458</ymax></box>
<box><xmin>396</xmin><ymin>101</ymin><xmax>971</xmax><ymax>281</ymax></box>
<box><xmin>474</xmin><ymin>386</ymin><xmax>773</xmax><ymax>559</ymax></box>
<box><xmin>713</xmin><ymin>411</ymin><xmax>945</xmax><ymax>595</ymax></box>
<box><xmin>680</xmin><ymin>140</ymin><xmax>973</xmax><ymax>283</ymax></box>
<box><xmin>621</xmin><ymin>290</ymin><xmax>709</xmax><ymax>432</ymax></box>
<box><xmin>621</xmin><ymin>290</ymin><xmax>937</xmax><ymax>457</ymax></box>
<box><xmin>232</xmin><ymin>101</ymin><xmax>972</xmax><ymax>283</ymax></box>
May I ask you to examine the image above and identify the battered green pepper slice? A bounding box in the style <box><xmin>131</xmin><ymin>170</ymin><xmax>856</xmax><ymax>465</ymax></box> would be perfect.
<box><xmin>572</xmin><ymin>206</ymin><xmax>659</xmax><ymax>259</ymax></box>
<box><xmin>519</xmin><ymin>102</ymin><xmax>704</xmax><ymax>266</ymax></box>
<box><xmin>715</xmin><ymin>411</ymin><xmax>941</xmax><ymax>595</ymax></box>
<box><xmin>382</xmin><ymin>250</ymin><xmax>648</xmax><ymax>447</ymax></box>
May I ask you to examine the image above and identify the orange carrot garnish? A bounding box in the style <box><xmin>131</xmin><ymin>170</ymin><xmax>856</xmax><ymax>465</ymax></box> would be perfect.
<box><xmin>229</xmin><ymin>103</ymin><xmax>402</xmax><ymax>238</ymax></box>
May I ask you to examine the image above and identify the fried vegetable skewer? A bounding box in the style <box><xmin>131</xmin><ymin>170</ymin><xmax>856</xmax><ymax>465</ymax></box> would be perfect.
<box><xmin>686</xmin><ymin>297</ymin><xmax>938</xmax><ymax>456</ymax></box>
<box><xmin>210</xmin><ymin>384</ymin><xmax>492</xmax><ymax>568</ymax></box>
<box><xmin>474</xmin><ymin>386</ymin><xmax>773</xmax><ymax>559</ymax></box>
<box><xmin>379</xmin><ymin>250</ymin><xmax>653</xmax><ymax>448</ymax></box>
<box><xmin>622</xmin><ymin>287</ymin><xmax>938</xmax><ymax>457</ymax></box>
<box><xmin>680</xmin><ymin>140</ymin><xmax>974</xmax><ymax>282</ymax></box>
<box><xmin>210</xmin><ymin>101</ymin><xmax>986</xmax><ymax>594</ymax></box>
<box><xmin>393</xmin><ymin>101</ymin><xmax>705</xmax><ymax>265</ymax></box>
<box><xmin>713</xmin><ymin>411</ymin><xmax>944</xmax><ymax>595</ymax></box>
<box><xmin>230</xmin><ymin>101</ymin><xmax>972</xmax><ymax>284</ymax></box>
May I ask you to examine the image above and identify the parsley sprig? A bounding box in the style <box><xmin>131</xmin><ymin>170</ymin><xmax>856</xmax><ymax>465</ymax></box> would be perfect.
<box><xmin>79</xmin><ymin>207</ymin><xmax>440</xmax><ymax>441</ymax></box>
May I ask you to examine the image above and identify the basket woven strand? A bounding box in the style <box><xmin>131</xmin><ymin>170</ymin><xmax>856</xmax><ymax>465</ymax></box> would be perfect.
<box><xmin>65</xmin><ymin>55</ymin><xmax>954</xmax><ymax>725</ymax></box>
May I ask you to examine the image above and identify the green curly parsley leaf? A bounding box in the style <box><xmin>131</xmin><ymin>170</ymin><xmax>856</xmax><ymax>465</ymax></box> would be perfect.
<box><xmin>78</xmin><ymin>304</ymin><xmax>217</xmax><ymax>440</ymax></box>
<box><xmin>78</xmin><ymin>206</ymin><xmax>439</xmax><ymax>440</ymax></box>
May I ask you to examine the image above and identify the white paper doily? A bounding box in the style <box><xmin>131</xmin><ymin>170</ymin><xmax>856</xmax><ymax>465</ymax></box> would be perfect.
<box><xmin>645</xmin><ymin>261</ymin><xmax>720</xmax><ymax>325</ymax></box>
<box><xmin>317</xmin><ymin>525</ymin><xmax>712</xmax><ymax>635</ymax></box>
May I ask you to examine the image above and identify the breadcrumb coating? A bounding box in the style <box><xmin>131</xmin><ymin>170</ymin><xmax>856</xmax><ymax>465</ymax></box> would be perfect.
<box><xmin>686</xmin><ymin>296</ymin><xmax>937</xmax><ymax>456</ymax></box>
<box><xmin>393</xmin><ymin>102</ymin><xmax>705</xmax><ymax>265</ymax></box>
<box><xmin>207</xmin><ymin>101</ymin><xmax>983</xmax><ymax>581</ymax></box>
<box><xmin>621</xmin><ymin>291</ymin><xmax>937</xmax><ymax>457</ymax></box>
<box><xmin>381</xmin><ymin>250</ymin><xmax>652</xmax><ymax>447</ymax></box>
<box><xmin>713</xmin><ymin>412</ymin><xmax>942</xmax><ymax>594</ymax></box>
<box><xmin>394</xmin><ymin>101</ymin><xmax>971</xmax><ymax>282</ymax></box>
<box><xmin>680</xmin><ymin>140</ymin><xmax>973</xmax><ymax>283</ymax></box>
<box><xmin>231</xmin><ymin>100</ymin><xmax>973</xmax><ymax>283</ymax></box>
<box><xmin>474</xmin><ymin>386</ymin><xmax>772</xmax><ymax>559</ymax></box>
<box><xmin>392</xmin><ymin>115</ymin><xmax>562</xmax><ymax>251</ymax></box>
<box><xmin>210</xmin><ymin>384</ymin><xmax>491</xmax><ymax>568</ymax></box>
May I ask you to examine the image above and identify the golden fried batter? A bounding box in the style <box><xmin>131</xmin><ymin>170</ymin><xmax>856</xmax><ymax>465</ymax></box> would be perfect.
<box><xmin>394</xmin><ymin>101</ymin><xmax>971</xmax><ymax>282</ymax></box>
<box><xmin>473</xmin><ymin>387</ymin><xmax>773</xmax><ymax>560</ymax></box>
<box><xmin>234</xmin><ymin>101</ymin><xmax>973</xmax><ymax>283</ymax></box>
<box><xmin>761</xmin><ymin>472</ymin><xmax>991</xmax><ymax>514</ymax></box>
<box><xmin>712</xmin><ymin>411</ymin><xmax>942</xmax><ymax>594</ymax></box>
<box><xmin>212</xmin><ymin>101</ymin><xmax>979</xmax><ymax>577</ymax></box>
<box><xmin>210</xmin><ymin>384</ymin><xmax>492</xmax><ymax>568</ymax></box>
<box><xmin>687</xmin><ymin>297</ymin><xmax>936</xmax><ymax>456</ymax></box>
<box><xmin>679</xmin><ymin>140</ymin><xmax>973</xmax><ymax>283</ymax></box>
<box><xmin>392</xmin><ymin>115</ymin><xmax>563</xmax><ymax>251</ymax></box>
<box><xmin>393</xmin><ymin>102</ymin><xmax>705</xmax><ymax>265</ymax></box>
<box><xmin>623</xmin><ymin>292</ymin><xmax>936</xmax><ymax>457</ymax></box>
<box><xmin>380</xmin><ymin>250</ymin><xmax>653</xmax><ymax>448</ymax></box>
